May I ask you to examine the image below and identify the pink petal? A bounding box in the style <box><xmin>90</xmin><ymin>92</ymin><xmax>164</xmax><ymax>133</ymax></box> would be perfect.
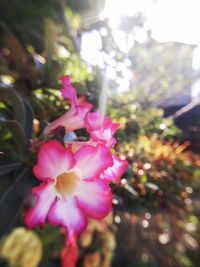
<box><xmin>85</xmin><ymin>111</ymin><xmax>108</xmax><ymax>131</ymax></box>
<box><xmin>100</xmin><ymin>154</ymin><xmax>128</xmax><ymax>184</ymax></box>
<box><xmin>76</xmin><ymin>179</ymin><xmax>112</xmax><ymax>219</ymax></box>
<box><xmin>48</xmin><ymin>197</ymin><xmax>87</xmax><ymax>245</ymax></box>
<box><xmin>33</xmin><ymin>140</ymin><xmax>75</xmax><ymax>181</ymax></box>
<box><xmin>60</xmin><ymin>75</ymin><xmax>78</xmax><ymax>105</ymax></box>
<box><xmin>65</xmin><ymin>141</ymin><xmax>92</xmax><ymax>153</ymax></box>
<box><xmin>90</xmin><ymin>122</ymin><xmax>119</xmax><ymax>148</ymax></box>
<box><xmin>43</xmin><ymin>103</ymin><xmax>92</xmax><ymax>136</ymax></box>
<box><xmin>85</xmin><ymin>110</ymin><xmax>119</xmax><ymax>148</ymax></box>
<box><xmin>74</xmin><ymin>144</ymin><xmax>113</xmax><ymax>179</ymax></box>
<box><xmin>24</xmin><ymin>181</ymin><xmax>56</xmax><ymax>229</ymax></box>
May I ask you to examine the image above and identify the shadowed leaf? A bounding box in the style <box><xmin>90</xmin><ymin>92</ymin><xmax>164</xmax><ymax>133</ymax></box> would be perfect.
<box><xmin>8</xmin><ymin>88</ymin><xmax>25</xmax><ymax>126</ymax></box>
<box><xmin>24</xmin><ymin>100</ymin><xmax>34</xmax><ymax>139</ymax></box>
<box><xmin>1</xmin><ymin>120</ymin><xmax>26</xmax><ymax>158</ymax></box>
<box><xmin>0</xmin><ymin>163</ymin><xmax>22</xmax><ymax>176</ymax></box>
<box><xmin>0</xmin><ymin>168</ymin><xmax>38</xmax><ymax>238</ymax></box>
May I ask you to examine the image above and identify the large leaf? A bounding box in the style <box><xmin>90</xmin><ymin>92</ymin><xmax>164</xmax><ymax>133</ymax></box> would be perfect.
<box><xmin>1</xmin><ymin>120</ymin><xmax>27</xmax><ymax>158</ymax></box>
<box><xmin>0</xmin><ymin>163</ymin><xmax>22</xmax><ymax>176</ymax></box>
<box><xmin>0</xmin><ymin>108</ymin><xmax>13</xmax><ymax>121</ymax></box>
<box><xmin>24</xmin><ymin>100</ymin><xmax>34</xmax><ymax>139</ymax></box>
<box><xmin>8</xmin><ymin>88</ymin><xmax>25</xmax><ymax>126</ymax></box>
<box><xmin>0</xmin><ymin>168</ymin><xmax>38</xmax><ymax>238</ymax></box>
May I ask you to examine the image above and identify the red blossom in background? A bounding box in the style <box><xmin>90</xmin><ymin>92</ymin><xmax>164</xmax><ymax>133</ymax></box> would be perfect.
<box><xmin>61</xmin><ymin>242</ymin><xmax>79</xmax><ymax>267</ymax></box>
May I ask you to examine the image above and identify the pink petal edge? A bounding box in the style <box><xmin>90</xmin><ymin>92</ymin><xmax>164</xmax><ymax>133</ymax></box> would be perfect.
<box><xmin>24</xmin><ymin>181</ymin><xmax>56</xmax><ymax>229</ymax></box>
<box><xmin>76</xmin><ymin>179</ymin><xmax>113</xmax><ymax>219</ymax></box>
<box><xmin>74</xmin><ymin>144</ymin><xmax>113</xmax><ymax>179</ymax></box>
<box><xmin>33</xmin><ymin>140</ymin><xmax>75</xmax><ymax>181</ymax></box>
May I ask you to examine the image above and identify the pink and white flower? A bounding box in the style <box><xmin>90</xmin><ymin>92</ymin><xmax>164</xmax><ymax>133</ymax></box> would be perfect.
<box><xmin>24</xmin><ymin>140</ymin><xmax>113</xmax><ymax>245</ymax></box>
<box><xmin>43</xmin><ymin>75</ymin><xmax>92</xmax><ymax>136</ymax></box>
<box><xmin>26</xmin><ymin>74</ymin><xmax>128</xmax><ymax>245</ymax></box>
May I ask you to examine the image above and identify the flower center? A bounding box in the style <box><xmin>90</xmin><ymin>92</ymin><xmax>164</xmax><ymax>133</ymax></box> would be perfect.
<box><xmin>55</xmin><ymin>172</ymin><xmax>80</xmax><ymax>197</ymax></box>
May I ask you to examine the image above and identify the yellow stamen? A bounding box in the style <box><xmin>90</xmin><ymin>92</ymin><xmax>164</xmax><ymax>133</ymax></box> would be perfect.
<box><xmin>55</xmin><ymin>172</ymin><xmax>80</xmax><ymax>197</ymax></box>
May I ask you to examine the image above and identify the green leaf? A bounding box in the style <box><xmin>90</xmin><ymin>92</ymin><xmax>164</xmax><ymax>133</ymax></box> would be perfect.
<box><xmin>24</xmin><ymin>100</ymin><xmax>34</xmax><ymax>139</ymax></box>
<box><xmin>0</xmin><ymin>163</ymin><xmax>22</xmax><ymax>175</ymax></box>
<box><xmin>8</xmin><ymin>88</ymin><xmax>25</xmax><ymax>126</ymax></box>
<box><xmin>0</xmin><ymin>108</ymin><xmax>13</xmax><ymax>121</ymax></box>
<box><xmin>1</xmin><ymin>120</ymin><xmax>27</xmax><ymax>158</ymax></box>
<box><xmin>0</xmin><ymin>168</ymin><xmax>38</xmax><ymax>238</ymax></box>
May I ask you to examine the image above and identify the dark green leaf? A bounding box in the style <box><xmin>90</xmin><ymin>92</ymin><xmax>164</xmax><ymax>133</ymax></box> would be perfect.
<box><xmin>1</xmin><ymin>120</ymin><xmax>27</xmax><ymax>158</ymax></box>
<box><xmin>0</xmin><ymin>163</ymin><xmax>22</xmax><ymax>175</ymax></box>
<box><xmin>0</xmin><ymin>168</ymin><xmax>38</xmax><ymax>238</ymax></box>
<box><xmin>24</xmin><ymin>100</ymin><xmax>34</xmax><ymax>139</ymax></box>
<box><xmin>0</xmin><ymin>108</ymin><xmax>13</xmax><ymax>121</ymax></box>
<box><xmin>8</xmin><ymin>88</ymin><xmax>25</xmax><ymax>126</ymax></box>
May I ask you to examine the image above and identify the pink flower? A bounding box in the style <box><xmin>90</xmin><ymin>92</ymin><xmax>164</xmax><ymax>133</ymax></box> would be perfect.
<box><xmin>24</xmin><ymin>140</ymin><xmax>113</xmax><ymax>245</ymax></box>
<box><xmin>64</xmin><ymin>110</ymin><xmax>128</xmax><ymax>184</ymax></box>
<box><xmin>60</xmin><ymin>75</ymin><xmax>78</xmax><ymax>106</ymax></box>
<box><xmin>43</xmin><ymin>104</ymin><xmax>92</xmax><ymax>136</ymax></box>
<box><xmin>60</xmin><ymin>76</ymin><xmax>90</xmax><ymax>107</ymax></box>
<box><xmin>85</xmin><ymin>111</ymin><xmax>119</xmax><ymax>148</ymax></box>
<box><xmin>43</xmin><ymin>75</ymin><xmax>92</xmax><ymax>136</ymax></box>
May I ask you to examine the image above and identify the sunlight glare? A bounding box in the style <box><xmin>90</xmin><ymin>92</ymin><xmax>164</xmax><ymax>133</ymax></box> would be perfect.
<box><xmin>148</xmin><ymin>0</ymin><xmax>200</xmax><ymax>44</ymax></box>
<box><xmin>101</xmin><ymin>0</ymin><xmax>150</xmax><ymax>29</ymax></box>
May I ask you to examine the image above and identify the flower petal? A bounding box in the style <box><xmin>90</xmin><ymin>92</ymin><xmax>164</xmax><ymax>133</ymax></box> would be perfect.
<box><xmin>24</xmin><ymin>181</ymin><xmax>56</xmax><ymax>229</ymax></box>
<box><xmin>48</xmin><ymin>197</ymin><xmax>87</xmax><ymax>245</ymax></box>
<box><xmin>33</xmin><ymin>140</ymin><xmax>75</xmax><ymax>181</ymax></box>
<box><xmin>74</xmin><ymin>144</ymin><xmax>113</xmax><ymax>179</ymax></box>
<box><xmin>85</xmin><ymin>111</ymin><xmax>109</xmax><ymax>131</ymax></box>
<box><xmin>76</xmin><ymin>179</ymin><xmax>112</xmax><ymax>219</ymax></box>
<box><xmin>90</xmin><ymin>123</ymin><xmax>119</xmax><ymax>148</ymax></box>
<box><xmin>100</xmin><ymin>154</ymin><xmax>128</xmax><ymax>184</ymax></box>
<box><xmin>43</xmin><ymin>103</ymin><xmax>92</xmax><ymax>136</ymax></box>
<box><xmin>85</xmin><ymin>110</ymin><xmax>119</xmax><ymax>148</ymax></box>
<box><xmin>60</xmin><ymin>75</ymin><xmax>77</xmax><ymax>105</ymax></box>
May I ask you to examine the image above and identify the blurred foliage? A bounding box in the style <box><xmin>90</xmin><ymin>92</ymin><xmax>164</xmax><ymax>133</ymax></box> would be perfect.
<box><xmin>0</xmin><ymin>227</ymin><xmax>42</xmax><ymax>267</ymax></box>
<box><xmin>108</xmin><ymin>102</ymin><xmax>181</xmax><ymax>144</ymax></box>
<box><xmin>78</xmin><ymin>213</ymin><xmax>116</xmax><ymax>267</ymax></box>
<box><xmin>128</xmin><ymin>39</ymin><xmax>198</xmax><ymax>106</ymax></box>
<box><xmin>112</xmin><ymin>135</ymin><xmax>200</xmax><ymax>267</ymax></box>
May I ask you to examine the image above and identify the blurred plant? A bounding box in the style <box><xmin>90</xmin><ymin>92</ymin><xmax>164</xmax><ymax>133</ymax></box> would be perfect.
<box><xmin>112</xmin><ymin>134</ymin><xmax>200</xmax><ymax>267</ymax></box>
<box><xmin>108</xmin><ymin>103</ymin><xmax>181</xmax><ymax>145</ymax></box>
<box><xmin>0</xmin><ymin>227</ymin><xmax>42</xmax><ymax>267</ymax></box>
<box><xmin>0</xmin><ymin>0</ymin><xmax>95</xmax><ymax>134</ymax></box>
<box><xmin>79</xmin><ymin>213</ymin><xmax>116</xmax><ymax>267</ymax></box>
<box><xmin>61</xmin><ymin>242</ymin><xmax>79</xmax><ymax>267</ymax></box>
